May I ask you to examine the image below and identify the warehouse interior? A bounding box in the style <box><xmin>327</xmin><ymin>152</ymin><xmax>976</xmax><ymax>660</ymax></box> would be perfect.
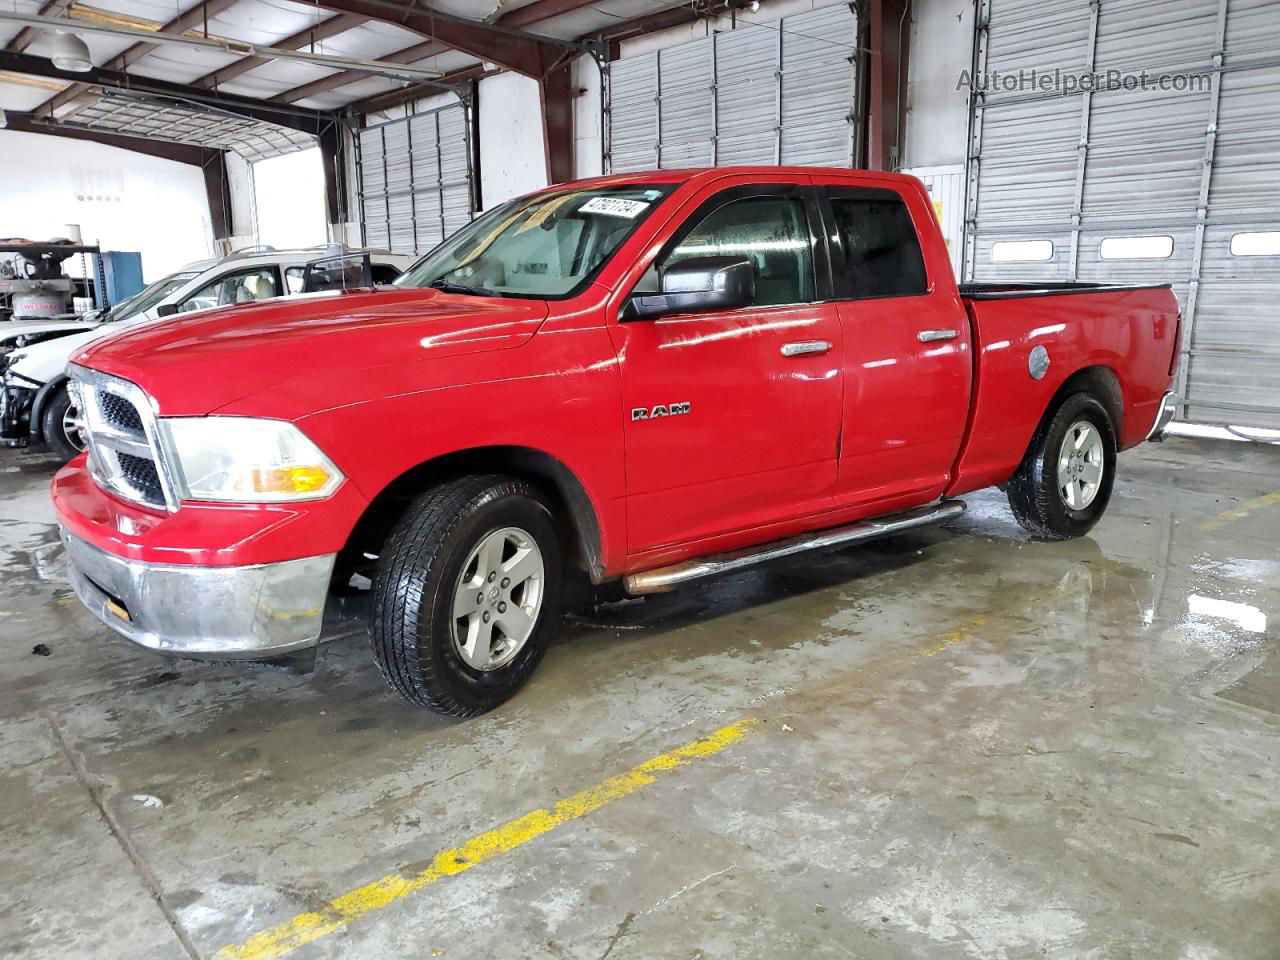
<box><xmin>1</xmin><ymin>0</ymin><xmax>1278</xmax><ymax>957</ymax></box>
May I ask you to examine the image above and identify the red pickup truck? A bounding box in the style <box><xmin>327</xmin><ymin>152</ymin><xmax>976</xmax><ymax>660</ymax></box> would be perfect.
<box><xmin>52</xmin><ymin>167</ymin><xmax>1179</xmax><ymax>716</ymax></box>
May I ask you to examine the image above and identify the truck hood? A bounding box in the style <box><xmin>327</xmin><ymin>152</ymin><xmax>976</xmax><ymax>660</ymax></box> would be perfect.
<box><xmin>72</xmin><ymin>288</ymin><xmax>550</xmax><ymax>416</ymax></box>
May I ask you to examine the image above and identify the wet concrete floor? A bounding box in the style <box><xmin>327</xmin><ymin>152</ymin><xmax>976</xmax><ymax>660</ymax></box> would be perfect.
<box><xmin>1</xmin><ymin>436</ymin><xmax>1277</xmax><ymax>959</ymax></box>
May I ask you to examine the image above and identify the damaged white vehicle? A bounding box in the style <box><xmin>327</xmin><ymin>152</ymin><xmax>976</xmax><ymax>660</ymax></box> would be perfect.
<box><xmin>1</xmin><ymin>246</ymin><xmax>410</xmax><ymax>458</ymax></box>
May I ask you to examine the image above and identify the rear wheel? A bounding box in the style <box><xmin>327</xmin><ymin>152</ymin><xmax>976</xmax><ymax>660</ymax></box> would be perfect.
<box><xmin>370</xmin><ymin>475</ymin><xmax>563</xmax><ymax>716</ymax></box>
<box><xmin>42</xmin><ymin>384</ymin><xmax>86</xmax><ymax>462</ymax></box>
<box><xmin>1006</xmin><ymin>393</ymin><xmax>1116</xmax><ymax>540</ymax></box>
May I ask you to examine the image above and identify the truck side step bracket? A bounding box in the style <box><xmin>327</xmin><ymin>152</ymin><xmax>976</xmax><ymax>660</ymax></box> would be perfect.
<box><xmin>624</xmin><ymin>499</ymin><xmax>967</xmax><ymax>595</ymax></box>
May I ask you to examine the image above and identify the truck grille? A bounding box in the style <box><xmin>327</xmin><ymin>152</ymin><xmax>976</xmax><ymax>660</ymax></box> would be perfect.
<box><xmin>116</xmin><ymin>451</ymin><xmax>165</xmax><ymax>502</ymax></box>
<box><xmin>69</xmin><ymin>365</ymin><xmax>179</xmax><ymax>511</ymax></box>
<box><xmin>98</xmin><ymin>391</ymin><xmax>146</xmax><ymax>436</ymax></box>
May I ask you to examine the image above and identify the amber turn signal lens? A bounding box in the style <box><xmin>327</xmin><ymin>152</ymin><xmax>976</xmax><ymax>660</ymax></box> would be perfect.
<box><xmin>248</xmin><ymin>466</ymin><xmax>332</xmax><ymax>495</ymax></box>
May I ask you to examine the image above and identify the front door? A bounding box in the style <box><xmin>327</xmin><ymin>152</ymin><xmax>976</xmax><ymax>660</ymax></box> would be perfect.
<box><xmin>610</xmin><ymin>181</ymin><xmax>844</xmax><ymax>553</ymax></box>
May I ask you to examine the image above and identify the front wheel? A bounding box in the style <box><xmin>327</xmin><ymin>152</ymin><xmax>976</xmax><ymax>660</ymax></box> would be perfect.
<box><xmin>1006</xmin><ymin>393</ymin><xmax>1117</xmax><ymax>540</ymax></box>
<box><xmin>42</xmin><ymin>383</ymin><xmax>86</xmax><ymax>462</ymax></box>
<box><xmin>370</xmin><ymin>475</ymin><xmax>563</xmax><ymax>717</ymax></box>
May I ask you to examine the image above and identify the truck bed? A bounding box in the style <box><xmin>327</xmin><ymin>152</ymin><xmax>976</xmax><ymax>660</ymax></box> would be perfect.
<box><xmin>946</xmin><ymin>282</ymin><xmax>1180</xmax><ymax>498</ymax></box>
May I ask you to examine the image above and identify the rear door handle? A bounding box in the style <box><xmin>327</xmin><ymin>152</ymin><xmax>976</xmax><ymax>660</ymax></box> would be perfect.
<box><xmin>781</xmin><ymin>340</ymin><xmax>833</xmax><ymax>357</ymax></box>
<box><xmin>918</xmin><ymin>329</ymin><xmax>959</xmax><ymax>343</ymax></box>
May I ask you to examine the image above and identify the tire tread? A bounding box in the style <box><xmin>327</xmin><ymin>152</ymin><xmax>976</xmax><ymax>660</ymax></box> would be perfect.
<box><xmin>370</xmin><ymin>475</ymin><xmax>550</xmax><ymax>717</ymax></box>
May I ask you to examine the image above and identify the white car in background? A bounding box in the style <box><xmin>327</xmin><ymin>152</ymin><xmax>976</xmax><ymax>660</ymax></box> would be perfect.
<box><xmin>0</xmin><ymin>246</ymin><xmax>412</xmax><ymax>458</ymax></box>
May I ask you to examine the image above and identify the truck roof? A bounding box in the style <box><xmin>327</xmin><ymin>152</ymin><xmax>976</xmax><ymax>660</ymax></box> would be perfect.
<box><xmin>558</xmin><ymin>166</ymin><xmax>924</xmax><ymax>191</ymax></box>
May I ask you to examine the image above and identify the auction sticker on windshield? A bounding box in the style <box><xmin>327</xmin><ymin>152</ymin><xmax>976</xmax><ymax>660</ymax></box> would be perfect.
<box><xmin>580</xmin><ymin>197</ymin><xmax>650</xmax><ymax>218</ymax></box>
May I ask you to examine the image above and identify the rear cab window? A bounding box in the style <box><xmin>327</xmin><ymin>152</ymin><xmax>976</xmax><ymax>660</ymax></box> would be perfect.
<box><xmin>823</xmin><ymin>186</ymin><xmax>929</xmax><ymax>300</ymax></box>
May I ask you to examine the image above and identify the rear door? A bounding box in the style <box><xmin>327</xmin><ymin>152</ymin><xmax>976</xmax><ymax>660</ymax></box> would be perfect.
<box><xmin>819</xmin><ymin>179</ymin><xmax>972</xmax><ymax>508</ymax></box>
<box><xmin>611</xmin><ymin>178</ymin><xmax>844</xmax><ymax>553</ymax></box>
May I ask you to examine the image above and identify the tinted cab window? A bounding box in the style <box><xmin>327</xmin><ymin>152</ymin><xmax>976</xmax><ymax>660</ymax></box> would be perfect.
<box><xmin>640</xmin><ymin>194</ymin><xmax>816</xmax><ymax>307</ymax></box>
<box><xmin>827</xmin><ymin>188</ymin><xmax>927</xmax><ymax>299</ymax></box>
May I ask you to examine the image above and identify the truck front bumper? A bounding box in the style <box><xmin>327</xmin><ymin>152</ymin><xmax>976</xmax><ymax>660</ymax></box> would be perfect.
<box><xmin>61</xmin><ymin>528</ymin><xmax>335</xmax><ymax>659</ymax></box>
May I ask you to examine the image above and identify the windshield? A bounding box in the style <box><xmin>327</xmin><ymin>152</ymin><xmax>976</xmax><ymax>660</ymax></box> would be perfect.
<box><xmin>396</xmin><ymin>184</ymin><xmax>675</xmax><ymax>298</ymax></box>
<box><xmin>103</xmin><ymin>271</ymin><xmax>199</xmax><ymax>322</ymax></box>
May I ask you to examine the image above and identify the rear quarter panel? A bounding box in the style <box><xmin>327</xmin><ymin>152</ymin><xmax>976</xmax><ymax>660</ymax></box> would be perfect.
<box><xmin>949</xmin><ymin>286</ymin><xmax>1178</xmax><ymax>495</ymax></box>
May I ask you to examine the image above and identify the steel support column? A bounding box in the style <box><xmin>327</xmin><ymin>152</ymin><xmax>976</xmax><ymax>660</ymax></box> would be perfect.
<box><xmin>866</xmin><ymin>0</ymin><xmax>910</xmax><ymax>171</ymax></box>
<box><xmin>1177</xmin><ymin>0</ymin><xmax>1231</xmax><ymax>413</ymax></box>
<box><xmin>1067</xmin><ymin>0</ymin><xmax>1101</xmax><ymax>280</ymax></box>
<box><xmin>540</xmin><ymin>63</ymin><xmax>576</xmax><ymax>184</ymax></box>
<box><xmin>961</xmin><ymin>0</ymin><xmax>991</xmax><ymax>282</ymax></box>
<box><xmin>317</xmin><ymin>122</ymin><xmax>350</xmax><ymax>238</ymax></box>
<box><xmin>201</xmin><ymin>149</ymin><xmax>234</xmax><ymax>242</ymax></box>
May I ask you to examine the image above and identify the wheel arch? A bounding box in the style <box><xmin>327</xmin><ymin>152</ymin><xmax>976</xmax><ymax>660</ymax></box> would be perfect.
<box><xmin>342</xmin><ymin>445</ymin><xmax>607</xmax><ymax>583</ymax></box>
<box><xmin>1039</xmin><ymin>364</ymin><xmax>1124</xmax><ymax>451</ymax></box>
<box><xmin>29</xmin><ymin>374</ymin><xmax>70</xmax><ymax>445</ymax></box>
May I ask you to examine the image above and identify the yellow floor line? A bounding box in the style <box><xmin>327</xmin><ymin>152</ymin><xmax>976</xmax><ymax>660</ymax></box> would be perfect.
<box><xmin>215</xmin><ymin>718</ymin><xmax>761</xmax><ymax>960</ymax></box>
<box><xmin>218</xmin><ymin>570</ymin><xmax>1083</xmax><ymax>959</ymax></box>
<box><xmin>1197</xmin><ymin>490</ymin><xmax>1280</xmax><ymax>533</ymax></box>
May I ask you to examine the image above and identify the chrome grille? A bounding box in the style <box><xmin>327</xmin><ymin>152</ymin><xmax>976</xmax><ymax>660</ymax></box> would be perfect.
<box><xmin>69</xmin><ymin>364</ymin><xmax>179</xmax><ymax>511</ymax></box>
<box><xmin>98</xmin><ymin>392</ymin><xmax>145</xmax><ymax>436</ymax></box>
<box><xmin>116</xmin><ymin>451</ymin><xmax>165</xmax><ymax>502</ymax></box>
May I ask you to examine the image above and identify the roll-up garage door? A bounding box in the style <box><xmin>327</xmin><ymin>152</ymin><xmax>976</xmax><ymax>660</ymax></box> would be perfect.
<box><xmin>965</xmin><ymin>0</ymin><xmax>1280</xmax><ymax>429</ymax></box>
<box><xmin>607</xmin><ymin>2</ymin><xmax>859</xmax><ymax>173</ymax></box>
<box><xmin>356</xmin><ymin>102</ymin><xmax>474</xmax><ymax>256</ymax></box>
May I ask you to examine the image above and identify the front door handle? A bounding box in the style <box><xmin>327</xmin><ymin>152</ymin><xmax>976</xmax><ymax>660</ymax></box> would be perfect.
<box><xmin>918</xmin><ymin>329</ymin><xmax>959</xmax><ymax>343</ymax></box>
<box><xmin>781</xmin><ymin>340</ymin><xmax>833</xmax><ymax>357</ymax></box>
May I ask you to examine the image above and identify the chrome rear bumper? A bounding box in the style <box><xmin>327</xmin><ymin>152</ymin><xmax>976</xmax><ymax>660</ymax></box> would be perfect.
<box><xmin>60</xmin><ymin>528</ymin><xmax>335</xmax><ymax>659</ymax></box>
<box><xmin>1146</xmin><ymin>391</ymin><xmax>1178</xmax><ymax>442</ymax></box>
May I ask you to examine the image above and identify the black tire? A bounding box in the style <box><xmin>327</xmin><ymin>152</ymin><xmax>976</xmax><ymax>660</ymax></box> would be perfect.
<box><xmin>1006</xmin><ymin>392</ymin><xmax>1117</xmax><ymax>540</ymax></box>
<box><xmin>42</xmin><ymin>383</ymin><xmax>86</xmax><ymax>462</ymax></box>
<box><xmin>370</xmin><ymin>475</ymin><xmax>563</xmax><ymax>717</ymax></box>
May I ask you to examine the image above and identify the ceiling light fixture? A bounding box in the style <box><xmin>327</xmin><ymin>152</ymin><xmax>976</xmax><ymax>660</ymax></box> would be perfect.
<box><xmin>49</xmin><ymin>30</ymin><xmax>93</xmax><ymax>72</ymax></box>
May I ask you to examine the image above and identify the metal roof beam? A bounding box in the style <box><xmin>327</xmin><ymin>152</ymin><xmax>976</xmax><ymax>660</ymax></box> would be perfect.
<box><xmin>36</xmin><ymin>0</ymin><xmax>241</xmax><ymax>117</ymax></box>
<box><xmin>308</xmin><ymin>0</ymin><xmax>580</xmax><ymax>78</ymax></box>
<box><xmin>5</xmin><ymin>0</ymin><xmax>74</xmax><ymax>54</ymax></box>
<box><xmin>272</xmin><ymin>39</ymin><xmax>444</xmax><ymax>103</ymax></box>
<box><xmin>0</xmin><ymin>12</ymin><xmax>451</xmax><ymax>117</ymax></box>
<box><xmin>499</xmin><ymin>0</ymin><xmax>600</xmax><ymax>28</ymax></box>
<box><xmin>191</xmin><ymin>12</ymin><xmax>367</xmax><ymax>89</ymax></box>
<box><xmin>591</xmin><ymin>0</ymin><xmax>758</xmax><ymax>45</ymax></box>
<box><xmin>0</xmin><ymin>50</ymin><xmax>338</xmax><ymax>133</ymax></box>
<box><xmin>277</xmin><ymin>0</ymin><xmax>599</xmax><ymax>106</ymax></box>
<box><xmin>1</xmin><ymin>108</ymin><xmax>217</xmax><ymax>163</ymax></box>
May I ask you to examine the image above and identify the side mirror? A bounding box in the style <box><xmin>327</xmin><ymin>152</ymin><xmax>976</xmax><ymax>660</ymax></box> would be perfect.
<box><xmin>156</xmin><ymin>303</ymin><xmax>180</xmax><ymax>317</ymax></box>
<box><xmin>625</xmin><ymin>256</ymin><xmax>755</xmax><ymax>320</ymax></box>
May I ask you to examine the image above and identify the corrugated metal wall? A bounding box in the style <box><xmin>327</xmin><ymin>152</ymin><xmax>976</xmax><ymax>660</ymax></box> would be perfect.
<box><xmin>356</xmin><ymin>104</ymin><xmax>473</xmax><ymax>256</ymax></box>
<box><xmin>607</xmin><ymin>3</ymin><xmax>859</xmax><ymax>173</ymax></box>
<box><xmin>965</xmin><ymin>0</ymin><xmax>1280</xmax><ymax>428</ymax></box>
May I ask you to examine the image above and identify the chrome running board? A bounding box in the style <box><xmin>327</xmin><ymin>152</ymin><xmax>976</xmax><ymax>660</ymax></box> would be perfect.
<box><xmin>624</xmin><ymin>499</ymin><xmax>967</xmax><ymax>595</ymax></box>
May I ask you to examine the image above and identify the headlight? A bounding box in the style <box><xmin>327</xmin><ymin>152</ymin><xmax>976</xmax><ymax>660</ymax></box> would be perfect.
<box><xmin>161</xmin><ymin>417</ymin><xmax>344</xmax><ymax>502</ymax></box>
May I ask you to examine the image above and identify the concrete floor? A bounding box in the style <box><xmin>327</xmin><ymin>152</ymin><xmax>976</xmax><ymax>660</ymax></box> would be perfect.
<box><xmin>1</xmin><ymin>436</ymin><xmax>1278</xmax><ymax>960</ymax></box>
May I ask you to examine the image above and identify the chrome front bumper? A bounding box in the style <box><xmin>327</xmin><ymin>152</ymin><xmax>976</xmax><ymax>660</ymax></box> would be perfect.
<box><xmin>60</xmin><ymin>529</ymin><xmax>336</xmax><ymax>659</ymax></box>
<box><xmin>1146</xmin><ymin>391</ymin><xmax>1178</xmax><ymax>442</ymax></box>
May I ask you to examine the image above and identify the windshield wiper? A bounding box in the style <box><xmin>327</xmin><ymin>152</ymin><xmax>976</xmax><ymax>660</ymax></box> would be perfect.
<box><xmin>428</xmin><ymin>278</ymin><xmax>497</xmax><ymax>297</ymax></box>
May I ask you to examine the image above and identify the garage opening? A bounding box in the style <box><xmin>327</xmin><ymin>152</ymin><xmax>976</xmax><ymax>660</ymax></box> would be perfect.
<box><xmin>252</xmin><ymin>147</ymin><xmax>327</xmax><ymax>251</ymax></box>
